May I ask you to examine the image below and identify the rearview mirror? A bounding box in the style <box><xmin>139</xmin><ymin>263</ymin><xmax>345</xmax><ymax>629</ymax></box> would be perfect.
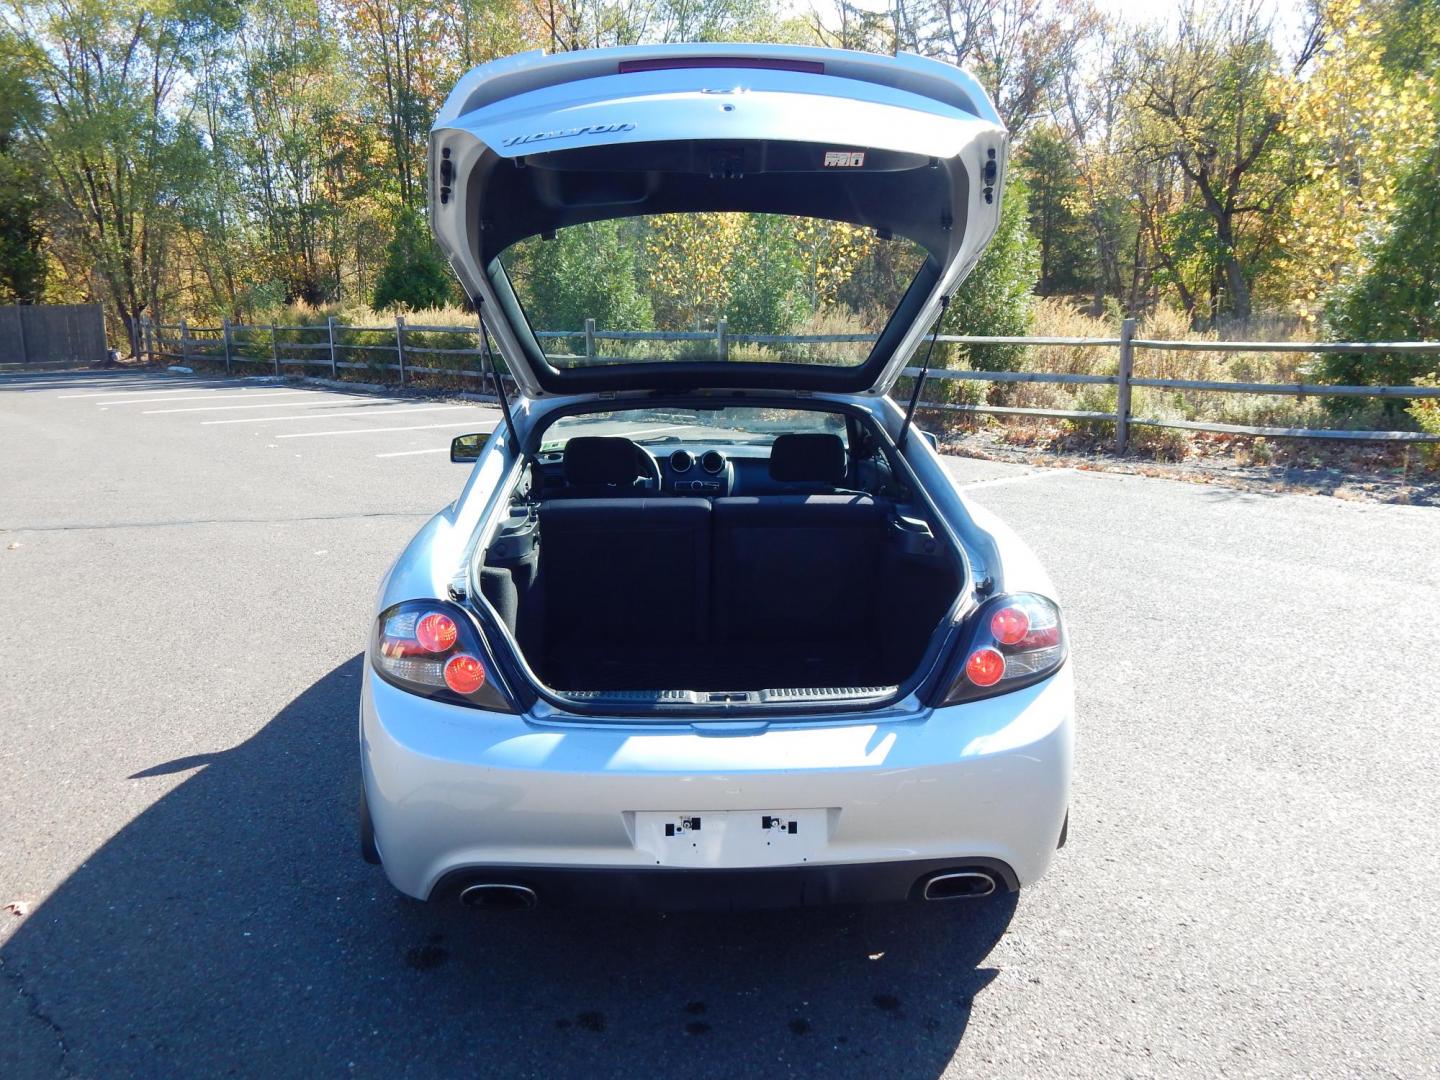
<box><xmin>921</xmin><ymin>430</ymin><xmax>940</xmax><ymax>452</ymax></box>
<box><xmin>450</xmin><ymin>433</ymin><xmax>485</xmax><ymax>463</ymax></box>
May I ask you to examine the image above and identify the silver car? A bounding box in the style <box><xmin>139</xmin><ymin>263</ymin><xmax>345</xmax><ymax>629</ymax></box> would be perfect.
<box><xmin>360</xmin><ymin>43</ymin><xmax>1073</xmax><ymax>910</ymax></box>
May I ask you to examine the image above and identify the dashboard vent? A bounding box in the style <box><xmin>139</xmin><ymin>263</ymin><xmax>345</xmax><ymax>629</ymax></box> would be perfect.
<box><xmin>669</xmin><ymin>450</ymin><xmax>694</xmax><ymax>473</ymax></box>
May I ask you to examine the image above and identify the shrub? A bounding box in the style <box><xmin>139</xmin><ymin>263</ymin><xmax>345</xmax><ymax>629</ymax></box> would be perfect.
<box><xmin>1323</xmin><ymin>130</ymin><xmax>1440</xmax><ymax>403</ymax></box>
<box><xmin>1407</xmin><ymin>373</ymin><xmax>1440</xmax><ymax>469</ymax></box>
<box><xmin>372</xmin><ymin>210</ymin><xmax>457</xmax><ymax>312</ymax></box>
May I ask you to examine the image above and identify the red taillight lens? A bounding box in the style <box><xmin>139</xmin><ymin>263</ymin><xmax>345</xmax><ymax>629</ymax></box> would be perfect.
<box><xmin>416</xmin><ymin>611</ymin><xmax>458</xmax><ymax>653</ymax></box>
<box><xmin>990</xmin><ymin>606</ymin><xmax>1030</xmax><ymax>645</ymax></box>
<box><xmin>965</xmin><ymin>647</ymin><xmax>1006</xmax><ymax>687</ymax></box>
<box><xmin>372</xmin><ymin>600</ymin><xmax>514</xmax><ymax>712</ymax></box>
<box><xmin>941</xmin><ymin>593</ymin><xmax>1067</xmax><ymax>705</ymax></box>
<box><xmin>443</xmin><ymin>654</ymin><xmax>486</xmax><ymax>694</ymax></box>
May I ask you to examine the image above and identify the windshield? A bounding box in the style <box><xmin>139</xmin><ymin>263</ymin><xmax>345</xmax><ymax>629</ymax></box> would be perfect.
<box><xmin>539</xmin><ymin>407</ymin><xmax>847</xmax><ymax>453</ymax></box>
<box><xmin>498</xmin><ymin>213</ymin><xmax>926</xmax><ymax>370</ymax></box>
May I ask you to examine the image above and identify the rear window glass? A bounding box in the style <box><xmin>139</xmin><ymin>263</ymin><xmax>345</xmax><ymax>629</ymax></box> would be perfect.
<box><xmin>498</xmin><ymin>213</ymin><xmax>926</xmax><ymax>369</ymax></box>
<box><xmin>539</xmin><ymin>406</ymin><xmax>847</xmax><ymax>453</ymax></box>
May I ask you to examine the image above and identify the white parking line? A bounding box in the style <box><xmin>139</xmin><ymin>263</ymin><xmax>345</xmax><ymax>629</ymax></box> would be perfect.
<box><xmin>143</xmin><ymin>399</ymin><xmax>357</xmax><ymax>415</ymax></box>
<box><xmin>92</xmin><ymin>391</ymin><xmax>315</xmax><ymax>406</ymax></box>
<box><xmin>375</xmin><ymin>447</ymin><xmax>451</xmax><ymax>458</ymax></box>
<box><xmin>276</xmin><ymin>421</ymin><xmax>493</xmax><ymax>439</ymax></box>
<box><xmin>960</xmin><ymin>468</ymin><xmax>1075</xmax><ymax>490</ymax></box>
<box><xmin>610</xmin><ymin>425</ymin><xmax>692</xmax><ymax>440</ymax></box>
<box><xmin>201</xmin><ymin>404</ymin><xmax>470</xmax><ymax>425</ymax></box>
<box><xmin>57</xmin><ymin>386</ymin><xmax>238</xmax><ymax>399</ymax></box>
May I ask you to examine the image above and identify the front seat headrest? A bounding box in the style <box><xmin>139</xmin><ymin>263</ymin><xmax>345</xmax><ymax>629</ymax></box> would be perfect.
<box><xmin>768</xmin><ymin>433</ymin><xmax>846</xmax><ymax>485</ymax></box>
<box><xmin>563</xmin><ymin>436</ymin><xmax>643</xmax><ymax>487</ymax></box>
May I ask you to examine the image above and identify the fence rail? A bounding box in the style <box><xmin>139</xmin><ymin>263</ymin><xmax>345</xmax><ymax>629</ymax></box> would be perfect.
<box><xmin>139</xmin><ymin>315</ymin><xmax>1440</xmax><ymax>449</ymax></box>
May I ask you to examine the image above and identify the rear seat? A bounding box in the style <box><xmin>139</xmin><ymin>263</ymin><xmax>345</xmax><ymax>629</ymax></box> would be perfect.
<box><xmin>538</xmin><ymin>432</ymin><xmax>891</xmax><ymax>660</ymax></box>
<box><xmin>538</xmin><ymin>498</ymin><xmax>712</xmax><ymax>645</ymax></box>
<box><xmin>711</xmin><ymin>495</ymin><xmax>888</xmax><ymax>642</ymax></box>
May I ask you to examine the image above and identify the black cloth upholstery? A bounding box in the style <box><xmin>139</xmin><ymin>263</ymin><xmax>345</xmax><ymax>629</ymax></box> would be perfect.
<box><xmin>539</xmin><ymin>498</ymin><xmax>712</xmax><ymax>647</ymax></box>
<box><xmin>712</xmin><ymin>495</ymin><xmax>887</xmax><ymax>642</ymax></box>
<box><xmin>768</xmin><ymin>433</ymin><xmax>847</xmax><ymax>485</ymax></box>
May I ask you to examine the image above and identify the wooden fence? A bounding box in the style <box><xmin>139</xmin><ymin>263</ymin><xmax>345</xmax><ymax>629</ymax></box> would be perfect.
<box><xmin>1</xmin><ymin>303</ymin><xmax>108</xmax><ymax>367</ymax></box>
<box><xmin>139</xmin><ymin>315</ymin><xmax>1440</xmax><ymax>450</ymax></box>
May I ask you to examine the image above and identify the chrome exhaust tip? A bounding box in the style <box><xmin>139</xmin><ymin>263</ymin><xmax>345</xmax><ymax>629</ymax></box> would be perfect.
<box><xmin>460</xmin><ymin>883</ymin><xmax>538</xmax><ymax>911</ymax></box>
<box><xmin>921</xmin><ymin>871</ymin><xmax>998</xmax><ymax>900</ymax></box>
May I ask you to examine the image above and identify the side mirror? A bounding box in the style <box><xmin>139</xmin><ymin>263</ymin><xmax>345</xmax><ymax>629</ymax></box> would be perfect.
<box><xmin>921</xmin><ymin>430</ymin><xmax>940</xmax><ymax>452</ymax></box>
<box><xmin>450</xmin><ymin>432</ymin><xmax>485</xmax><ymax>463</ymax></box>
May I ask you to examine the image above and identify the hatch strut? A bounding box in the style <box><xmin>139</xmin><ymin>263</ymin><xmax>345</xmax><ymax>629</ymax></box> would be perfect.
<box><xmin>475</xmin><ymin>299</ymin><xmax>521</xmax><ymax>453</ymax></box>
<box><xmin>898</xmin><ymin>294</ymin><xmax>949</xmax><ymax>451</ymax></box>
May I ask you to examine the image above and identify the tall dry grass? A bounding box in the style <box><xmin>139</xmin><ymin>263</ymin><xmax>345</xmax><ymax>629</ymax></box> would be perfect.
<box><xmin>923</xmin><ymin>298</ymin><xmax>1404</xmax><ymax>460</ymax></box>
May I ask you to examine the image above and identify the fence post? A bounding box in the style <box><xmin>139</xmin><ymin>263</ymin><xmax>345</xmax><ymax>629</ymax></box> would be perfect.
<box><xmin>13</xmin><ymin>304</ymin><xmax>28</xmax><ymax>365</ymax></box>
<box><xmin>221</xmin><ymin>318</ymin><xmax>233</xmax><ymax>375</ymax></box>
<box><xmin>327</xmin><ymin>316</ymin><xmax>338</xmax><ymax>378</ymax></box>
<box><xmin>271</xmin><ymin>324</ymin><xmax>280</xmax><ymax>376</ymax></box>
<box><xmin>144</xmin><ymin>316</ymin><xmax>154</xmax><ymax>364</ymax></box>
<box><xmin>584</xmin><ymin>318</ymin><xmax>596</xmax><ymax>361</ymax></box>
<box><xmin>178</xmin><ymin>319</ymin><xmax>190</xmax><ymax>368</ymax></box>
<box><xmin>395</xmin><ymin>315</ymin><xmax>406</xmax><ymax>385</ymax></box>
<box><xmin>1115</xmin><ymin>316</ymin><xmax>1136</xmax><ymax>453</ymax></box>
<box><xmin>717</xmin><ymin>318</ymin><xmax>728</xmax><ymax>362</ymax></box>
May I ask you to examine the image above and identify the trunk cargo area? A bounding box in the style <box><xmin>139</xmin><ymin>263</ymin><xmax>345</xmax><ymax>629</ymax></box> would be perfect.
<box><xmin>480</xmin><ymin>494</ymin><xmax>960</xmax><ymax>695</ymax></box>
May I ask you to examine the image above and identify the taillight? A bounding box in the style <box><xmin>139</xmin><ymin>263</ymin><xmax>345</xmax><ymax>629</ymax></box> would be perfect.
<box><xmin>941</xmin><ymin>593</ymin><xmax>1067</xmax><ymax>705</ymax></box>
<box><xmin>372</xmin><ymin>600</ymin><xmax>515</xmax><ymax>712</ymax></box>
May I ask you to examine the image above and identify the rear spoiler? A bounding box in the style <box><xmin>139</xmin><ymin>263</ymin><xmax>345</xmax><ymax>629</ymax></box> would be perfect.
<box><xmin>434</xmin><ymin>44</ymin><xmax>999</xmax><ymax>132</ymax></box>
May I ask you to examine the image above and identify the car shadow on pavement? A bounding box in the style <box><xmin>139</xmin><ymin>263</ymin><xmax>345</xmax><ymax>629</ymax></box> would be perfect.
<box><xmin>1</xmin><ymin>656</ymin><xmax>1016</xmax><ymax>1079</ymax></box>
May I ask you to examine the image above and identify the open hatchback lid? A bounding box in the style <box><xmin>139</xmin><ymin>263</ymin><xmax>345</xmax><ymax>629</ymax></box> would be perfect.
<box><xmin>429</xmin><ymin>44</ymin><xmax>1008</xmax><ymax>398</ymax></box>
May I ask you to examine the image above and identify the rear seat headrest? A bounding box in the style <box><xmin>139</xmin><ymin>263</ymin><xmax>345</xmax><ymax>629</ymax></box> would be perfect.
<box><xmin>563</xmin><ymin>436</ymin><xmax>643</xmax><ymax>486</ymax></box>
<box><xmin>768</xmin><ymin>433</ymin><xmax>846</xmax><ymax>485</ymax></box>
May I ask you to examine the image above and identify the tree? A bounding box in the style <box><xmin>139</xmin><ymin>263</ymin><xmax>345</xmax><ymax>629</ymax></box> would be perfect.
<box><xmin>1324</xmin><ymin>128</ymin><xmax>1440</xmax><ymax>393</ymax></box>
<box><xmin>1270</xmin><ymin>0</ymin><xmax>1439</xmax><ymax>326</ymax></box>
<box><xmin>236</xmin><ymin>0</ymin><xmax>350</xmax><ymax>305</ymax></box>
<box><xmin>1131</xmin><ymin>2</ymin><xmax>1304</xmax><ymax>322</ymax></box>
<box><xmin>1016</xmin><ymin>124</ymin><xmax>1093</xmax><ymax>295</ymax></box>
<box><xmin>5</xmin><ymin>0</ymin><xmax>241</xmax><ymax>349</ymax></box>
<box><xmin>372</xmin><ymin>209</ymin><xmax>456</xmax><ymax>310</ymax></box>
<box><xmin>508</xmin><ymin>219</ymin><xmax>654</xmax><ymax>338</ymax></box>
<box><xmin>0</xmin><ymin>27</ymin><xmax>45</xmax><ymax>302</ymax></box>
<box><xmin>889</xmin><ymin>0</ymin><xmax>1099</xmax><ymax>133</ymax></box>
<box><xmin>941</xmin><ymin>174</ymin><xmax>1040</xmax><ymax>369</ymax></box>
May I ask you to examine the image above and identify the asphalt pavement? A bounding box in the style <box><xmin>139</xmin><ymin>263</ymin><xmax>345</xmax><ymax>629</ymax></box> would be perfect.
<box><xmin>2</xmin><ymin>370</ymin><xmax>1437</xmax><ymax>1079</ymax></box>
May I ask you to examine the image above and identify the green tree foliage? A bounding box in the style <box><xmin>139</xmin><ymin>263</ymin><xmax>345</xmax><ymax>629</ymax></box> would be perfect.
<box><xmin>0</xmin><ymin>28</ymin><xmax>45</xmax><ymax>302</ymax></box>
<box><xmin>1324</xmin><ymin>128</ymin><xmax>1440</xmax><ymax>392</ymax></box>
<box><xmin>1130</xmin><ymin>4</ymin><xmax>1301</xmax><ymax>322</ymax></box>
<box><xmin>1017</xmin><ymin>125</ymin><xmax>1093</xmax><ymax>296</ymax></box>
<box><xmin>4</xmin><ymin>0</ymin><xmax>1438</xmax><ymax>368</ymax></box>
<box><xmin>5</xmin><ymin>0</ymin><xmax>242</xmax><ymax>347</ymax></box>
<box><xmin>506</xmin><ymin>219</ymin><xmax>655</xmax><ymax>336</ymax></box>
<box><xmin>941</xmin><ymin>176</ymin><xmax>1041</xmax><ymax>370</ymax></box>
<box><xmin>371</xmin><ymin>209</ymin><xmax>456</xmax><ymax>310</ymax></box>
<box><xmin>725</xmin><ymin>216</ymin><xmax>809</xmax><ymax>335</ymax></box>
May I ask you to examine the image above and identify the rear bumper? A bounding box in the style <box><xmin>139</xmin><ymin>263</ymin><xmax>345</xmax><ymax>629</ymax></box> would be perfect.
<box><xmin>430</xmin><ymin>857</ymin><xmax>1018</xmax><ymax>910</ymax></box>
<box><xmin>360</xmin><ymin>663</ymin><xmax>1073</xmax><ymax>903</ymax></box>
